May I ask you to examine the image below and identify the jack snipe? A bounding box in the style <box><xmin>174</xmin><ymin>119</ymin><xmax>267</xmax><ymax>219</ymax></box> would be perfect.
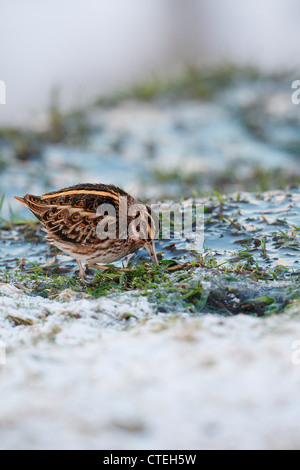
<box><xmin>15</xmin><ymin>183</ymin><xmax>159</xmax><ymax>279</ymax></box>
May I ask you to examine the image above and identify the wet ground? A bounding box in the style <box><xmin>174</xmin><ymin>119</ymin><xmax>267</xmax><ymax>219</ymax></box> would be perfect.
<box><xmin>0</xmin><ymin>189</ymin><xmax>299</xmax><ymax>317</ymax></box>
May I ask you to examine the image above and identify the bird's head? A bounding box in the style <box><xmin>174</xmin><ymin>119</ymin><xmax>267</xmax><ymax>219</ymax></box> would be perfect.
<box><xmin>128</xmin><ymin>203</ymin><xmax>160</xmax><ymax>265</ymax></box>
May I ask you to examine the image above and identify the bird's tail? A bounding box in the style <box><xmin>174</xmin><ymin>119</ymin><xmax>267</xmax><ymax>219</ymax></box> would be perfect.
<box><xmin>14</xmin><ymin>194</ymin><xmax>45</xmax><ymax>220</ymax></box>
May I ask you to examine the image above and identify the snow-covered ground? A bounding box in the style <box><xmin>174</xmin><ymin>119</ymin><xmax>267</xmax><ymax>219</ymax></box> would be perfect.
<box><xmin>1</xmin><ymin>283</ymin><xmax>300</xmax><ymax>450</ymax></box>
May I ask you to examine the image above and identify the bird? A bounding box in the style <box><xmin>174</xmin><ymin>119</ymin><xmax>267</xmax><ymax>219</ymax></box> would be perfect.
<box><xmin>15</xmin><ymin>183</ymin><xmax>159</xmax><ymax>279</ymax></box>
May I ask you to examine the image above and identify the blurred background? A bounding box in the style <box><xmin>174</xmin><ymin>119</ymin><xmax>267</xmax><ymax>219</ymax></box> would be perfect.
<box><xmin>0</xmin><ymin>0</ymin><xmax>300</xmax><ymax>214</ymax></box>
<box><xmin>1</xmin><ymin>0</ymin><xmax>300</xmax><ymax>125</ymax></box>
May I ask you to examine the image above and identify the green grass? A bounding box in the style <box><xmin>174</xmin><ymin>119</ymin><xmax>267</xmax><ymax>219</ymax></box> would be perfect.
<box><xmin>1</xmin><ymin>248</ymin><xmax>298</xmax><ymax>317</ymax></box>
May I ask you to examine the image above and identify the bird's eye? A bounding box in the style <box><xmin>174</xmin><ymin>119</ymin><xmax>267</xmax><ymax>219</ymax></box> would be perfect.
<box><xmin>142</xmin><ymin>221</ymin><xmax>147</xmax><ymax>227</ymax></box>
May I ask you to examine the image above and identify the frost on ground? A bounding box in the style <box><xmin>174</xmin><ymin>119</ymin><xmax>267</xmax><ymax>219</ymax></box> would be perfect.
<box><xmin>1</xmin><ymin>284</ymin><xmax>300</xmax><ymax>450</ymax></box>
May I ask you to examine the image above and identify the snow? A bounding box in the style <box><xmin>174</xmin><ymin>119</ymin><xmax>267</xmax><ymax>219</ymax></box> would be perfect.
<box><xmin>1</xmin><ymin>283</ymin><xmax>300</xmax><ymax>449</ymax></box>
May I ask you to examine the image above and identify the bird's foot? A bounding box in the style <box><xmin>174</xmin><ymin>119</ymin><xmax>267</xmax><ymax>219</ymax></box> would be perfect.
<box><xmin>77</xmin><ymin>260</ymin><xmax>87</xmax><ymax>280</ymax></box>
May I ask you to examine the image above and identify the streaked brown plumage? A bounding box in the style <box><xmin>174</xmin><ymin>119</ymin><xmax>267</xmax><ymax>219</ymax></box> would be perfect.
<box><xmin>15</xmin><ymin>183</ymin><xmax>159</xmax><ymax>279</ymax></box>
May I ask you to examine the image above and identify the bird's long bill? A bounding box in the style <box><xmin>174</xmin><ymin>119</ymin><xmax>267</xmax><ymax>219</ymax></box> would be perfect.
<box><xmin>145</xmin><ymin>240</ymin><xmax>158</xmax><ymax>265</ymax></box>
<box><xmin>14</xmin><ymin>196</ymin><xmax>26</xmax><ymax>205</ymax></box>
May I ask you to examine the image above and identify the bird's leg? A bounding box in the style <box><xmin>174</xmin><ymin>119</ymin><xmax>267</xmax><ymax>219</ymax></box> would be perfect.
<box><xmin>123</xmin><ymin>253</ymin><xmax>133</xmax><ymax>267</ymax></box>
<box><xmin>88</xmin><ymin>263</ymin><xmax>109</xmax><ymax>271</ymax></box>
<box><xmin>77</xmin><ymin>260</ymin><xmax>86</xmax><ymax>280</ymax></box>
